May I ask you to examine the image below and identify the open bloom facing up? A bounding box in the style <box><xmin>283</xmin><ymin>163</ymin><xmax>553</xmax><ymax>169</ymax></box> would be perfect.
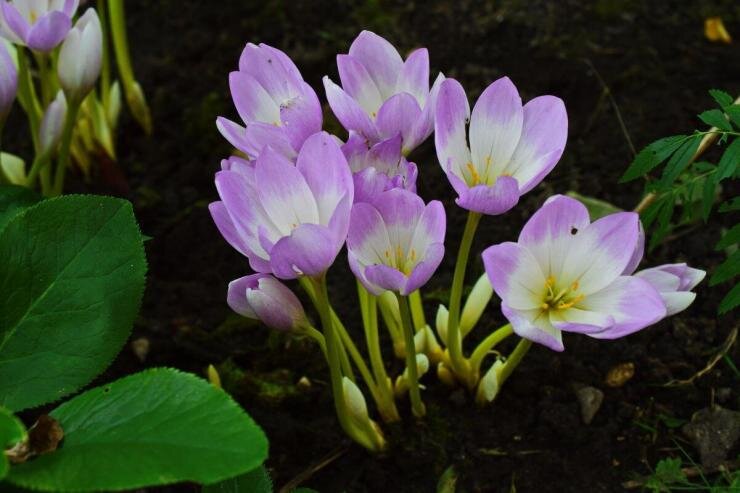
<box><xmin>0</xmin><ymin>0</ymin><xmax>78</xmax><ymax>52</ymax></box>
<box><xmin>211</xmin><ymin>131</ymin><xmax>353</xmax><ymax>279</ymax></box>
<box><xmin>634</xmin><ymin>264</ymin><xmax>705</xmax><ymax>316</ymax></box>
<box><xmin>227</xmin><ymin>273</ymin><xmax>308</xmax><ymax>331</ymax></box>
<box><xmin>323</xmin><ymin>30</ymin><xmax>443</xmax><ymax>155</ymax></box>
<box><xmin>217</xmin><ymin>42</ymin><xmax>322</xmax><ymax>161</ymax></box>
<box><xmin>435</xmin><ymin>77</ymin><xmax>567</xmax><ymax>215</ymax></box>
<box><xmin>482</xmin><ymin>195</ymin><xmax>666</xmax><ymax>351</ymax></box>
<box><xmin>342</xmin><ymin>132</ymin><xmax>417</xmax><ymax>205</ymax></box>
<box><xmin>57</xmin><ymin>8</ymin><xmax>101</xmax><ymax>103</ymax></box>
<box><xmin>0</xmin><ymin>40</ymin><xmax>16</xmax><ymax>123</ymax></box>
<box><xmin>348</xmin><ymin>188</ymin><xmax>445</xmax><ymax>295</ymax></box>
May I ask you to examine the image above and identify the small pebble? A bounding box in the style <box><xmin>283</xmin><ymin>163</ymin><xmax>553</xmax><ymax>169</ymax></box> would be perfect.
<box><xmin>576</xmin><ymin>386</ymin><xmax>604</xmax><ymax>424</ymax></box>
<box><xmin>605</xmin><ymin>362</ymin><xmax>635</xmax><ymax>387</ymax></box>
<box><xmin>131</xmin><ymin>337</ymin><xmax>150</xmax><ymax>362</ymax></box>
<box><xmin>682</xmin><ymin>406</ymin><xmax>740</xmax><ymax>468</ymax></box>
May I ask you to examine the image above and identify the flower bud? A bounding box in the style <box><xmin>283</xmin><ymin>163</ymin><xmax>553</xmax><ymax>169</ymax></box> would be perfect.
<box><xmin>227</xmin><ymin>274</ymin><xmax>307</xmax><ymax>332</ymax></box>
<box><xmin>460</xmin><ymin>274</ymin><xmax>494</xmax><ymax>335</ymax></box>
<box><xmin>39</xmin><ymin>90</ymin><xmax>66</xmax><ymax>154</ymax></box>
<box><xmin>394</xmin><ymin>354</ymin><xmax>429</xmax><ymax>396</ymax></box>
<box><xmin>342</xmin><ymin>377</ymin><xmax>369</xmax><ymax>423</ymax></box>
<box><xmin>435</xmin><ymin>304</ymin><xmax>449</xmax><ymax>343</ymax></box>
<box><xmin>0</xmin><ymin>41</ymin><xmax>17</xmax><ymax>124</ymax></box>
<box><xmin>476</xmin><ymin>360</ymin><xmax>504</xmax><ymax>405</ymax></box>
<box><xmin>415</xmin><ymin>325</ymin><xmax>444</xmax><ymax>363</ymax></box>
<box><xmin>58</xmin><ymin>8</ymin><xmax>102</xmax><ymax>103</ymax></box>
<box><xmin>437</xmin><ymin>361</ymin><xmax>456</xmax><ymax>386</ymax></box>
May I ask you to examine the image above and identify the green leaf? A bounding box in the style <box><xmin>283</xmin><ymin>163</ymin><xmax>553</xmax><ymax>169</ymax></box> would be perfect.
<box><xmin>566</xmin><ymin>192</ymin><xmax>623</xmax><ymax>220</ymax></box>
<box><xmin>620</xmin><ymin>135</ymin><xmax>688</xmax><ymax>183</ymax></box>
<box><xmin>698</xmin><ymin>109</ymin><xmax>733</xmax><ymax>132</ymax></box>
<box><xmin>657</xmin><ymin>136</ymin><xmax>702</xmax><ymax>189</ymax></box>
<box><xmin>650</xmin><ymin>457</ymin><xmax>686</xmax><ymax>487</ymax></box>
<box><xmin>710</xmin><ymin>250</ymin><xmax>740</xmax><ymax>286</ymax></box>
<box><xmin>0</xmin><ymin>407</ymin><xmax>26</xmax><ymax>480</ymax></box>
<box><xmin>649</xmin><ymin>198</ymin><xmax>675</xmax><ymax>250</ymax></box>
<box><xmin>726</xmin><ymin>105</ymin><xmax>740</xmax><ymax>128</ymax></box>
<box><xmin>7</xmin><ymin>368</ymin><xmax>268</xmax><ymax>491</ymax></box>
<box><xmin>716</xmin><ymin>139</ymin><xmax>740</xmax><ymax>182</ymax></box>
<box><xmin>709</xmin><ymin>89</ymin><xmax>734</xmax><ymax>108</ymax></box>
<box><xmin>0</xmin><ymin>185</ymin><xmax>40</xmax><ymax>233</ymax></box>
<box><xmin>701</xmin><ymin>173</ymin><xmax>718</xmax><ymax>221</ymax></box>
<box><xmin>719</xmin><ymin>282</ymin><xmax>740</xmax><ymax>314</ymax></box>
<box><xmin>203</xmin><ymin>466</ymin><xmax>273</xmax><ymax>493</ymax></box>
<box><xmin>0</xmin><ymin>195</ymin><xmax>147</xmax><ymax>411</ymax></box>
<box><xmin>717</xmin><ymin>224</ymin><xmax>740</xmax><ymax>250</ymax></box>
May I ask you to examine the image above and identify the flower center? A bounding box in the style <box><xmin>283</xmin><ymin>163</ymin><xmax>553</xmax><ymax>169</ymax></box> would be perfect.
<box><xmin>540</xmin><ymin>276</ymin><xmax>584</xmax><ymax>312</ymax></box>
<box><xmin>384</xmin><ymin>245</ymin><xmax>417</xmax><ymax>275</ymax></box>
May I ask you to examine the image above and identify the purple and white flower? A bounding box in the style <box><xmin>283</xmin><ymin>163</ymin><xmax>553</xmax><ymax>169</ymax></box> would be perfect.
<box><xmin>634</xmin><ymin>264</ymin><xmax>705</xmax><ymax>316</ymax></box>
<box><xmin>211</xmin><ymin>131</ymin><xmax>353</xmax><ymax>279</ymax></box>
<box><xmin>227</xmin><ymin>273</ymin><xmax>308</xmax><ymax>331</ymax></box>
<box><xmin>38</xmin><ymin>89</ymin><xmax>65</xmax><ymax>153</ymax></box>
<box><xmin>342</xmin><ymin>132</ymin><xmax>417</xmax><ymax>205</ymax></box>
<box><xmin>57</xmin><ymin>8</ymin><xmax>101</xmax><ymax>103</ymax></box>
<box><xmin>323</xmin><ymin>30</ymin><xmax>444</xmax><ymax>155</ymax></box>
<box><xmin>435</xmin><ymin>77</ymin><xmax>567</xmax><ymax>215</ymax></box>
<box><xmin>0</xmin><ymin>40</ymin><xmax>17</xmax><ymax>123</ymax></box>
<box><xmin>482</xmin><ymin>195</ymin><xmax>666</xmax><ymax>352</ymax></box>
<box><xmin>217</xmin><ymin>42</ymin><xmax>322</xmax><ymax>161</ymax></box>
<box><xmin>0</xmin><ymin>0</ymin><xmax>78</xmax><ymax>52</ymax></box>
<box><xmin>348</xmin><ymin>188</ymin><xmax>445</xmax><ymax>295</ymax></box>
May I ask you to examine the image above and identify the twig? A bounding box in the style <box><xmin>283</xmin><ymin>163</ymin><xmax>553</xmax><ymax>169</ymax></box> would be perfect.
<box><xmin>663</xmin><ymin>326</ymin><xmax>738</xmax><ymax>387</ymax></box>
<box><xmin>621</xmin><ymin>458</ymin><xmax>740</xmax><ymax>489</ymax></box>
<box><xmin>278</xmin><ymin>445</ymin><xmax>348</xmax><ymax>493</ymax></box>
<box><xmin>582</xmin><ymin>58</ymin><xmax>636</xmax><ymax>156</ymax></box>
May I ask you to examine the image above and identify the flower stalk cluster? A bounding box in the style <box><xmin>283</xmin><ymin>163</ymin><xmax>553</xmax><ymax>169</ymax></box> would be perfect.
<box><xmin>0</xmin><ymin>0</ymin><xmax>150</xmax><ymax>195</ymax></box>
<box><xmin>212</xmin><ymin>31</ymin><xmax>705</xmax><ymax>452</ymax></box>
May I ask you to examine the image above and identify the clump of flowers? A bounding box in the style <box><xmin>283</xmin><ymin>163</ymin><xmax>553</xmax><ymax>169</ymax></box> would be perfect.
<box><xmin>211</xmin><ymin>31</ymin><xmax>705</xmax><ymax>452</ymax></box>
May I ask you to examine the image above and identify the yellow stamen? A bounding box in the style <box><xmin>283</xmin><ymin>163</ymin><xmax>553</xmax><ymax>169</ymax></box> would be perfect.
<box><xmin>465</xmin><ymin>162</ymin><xmax>481</xmax><ymax>185</ymax></box>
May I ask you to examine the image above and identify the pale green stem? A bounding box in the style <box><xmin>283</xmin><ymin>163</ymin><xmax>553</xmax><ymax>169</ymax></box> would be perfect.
<box><xmin>16</xmin><ymin>50</ymin><xmax>42</xmax><ymax>152</ymax></box>
<box><xmin>377</xmin><ymin>293</ymin><xmax>403</xmax><ymax>350</ymax></box>
<box><xmin>498</xmin><ymin>338</ymin><xmax>533</xmax><ymax>386</ymax></box>
<box><xmin>301</xmin><ymin>324</ymin><xmax>327</xmax><ymax>360</ymax></box>
<box><xmin>408</xmin><ymin>289</ymin><xmax>426</xmax><ymax>331</ymax></box>
<box><xmin>397</xmin><ymin>293</ymin><xmax>426</xmax><ymax>417</ymax></box>
<box><xmin>469</xmin><ymin>324</ymin><xmax>514</xmax><ymax>379</ymax></box>
<box><xmin>26</xmin><ymin>149</ymin><xmax>51</xmax><ymax>187</ymax></box>
<box><xmin>33</xmin><ymin>51</ymin><xmax>52</xmax><ymax>106</ymax></box>
<box><xmin>446</xmin><ymin>211</ymin><xmax>482</xmax><ymax>376</ymax></box>
<box><xmin>51</xmin><ymin>101</ymin><xmax>80</xmax><ymax>196</ymax></box>
<box><xmin>97</xmin><ymin>0</ymin><xmax>112</xmax><ymax>108</ymax></box>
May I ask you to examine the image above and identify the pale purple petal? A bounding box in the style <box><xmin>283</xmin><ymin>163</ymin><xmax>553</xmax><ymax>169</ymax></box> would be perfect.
<box><xmin>409</xmin><ymin>200</ymin><xmax>446</xmax><ymax>249</ymax></box>
<box><xmin>61</xmin><ymin>0</ymin><xmax>79</xmax><ymax>18</ymax></box>
<box><xmin>209</xmin><ymin>201</ymin><xmax>251</xmax><ymax>258</ymax></box>
<box><xmin>0</xmin><ymin>42</ymin><xmax>17</xmax><ymax>120</ymax></box>
<box><xmin>244</xmin><ymin>122</ymin><xmax>296</xmax><ymax>160</ymax></box>
<box><xmin>506</xmin><ymin>95</ymin><xmax>568</xmax><ymax>193</ymax></box>
<box><xmin>247</xmin><ymin>276</ymin><xmax>306</xmax><ymax>331</ymax></box>
<box><xmin>280</xmin><ymin>81</ymin><xmax>323</xmax><ymax>151</ymax></box>
<box><xmin>657</xmin><ymin>263</ymin><xmax>706</xmax><ymax>291</ymax></box>
<box><xmin>549</xmin><ymin>308</ymin><xmax>614</xmax><ymax>334</ymax></box>
<box><xmin>337</xmin><ymin>54</ymin><xmax>383</xmax><ymax>116</ymax></box>
<box><xmin>482</xmin><ymin>241</ymin><xmax>547</xmax><ymax>311</ymax></box>
<box><xmin>1</xmin><ymin>3</ymin><xmax>29</xmax><ymax>43</ymax></box>
<box><xmin>229</xmin><ymin>71</ymin><xmax>280</xmax><ymax>125</ymax></box>
<box><xmin>323</xmin><ymin>76</ymin><xmax>380</xmax><ymax>140</ymax></box>
<box><xmin>348</xmin><ymin>252</ymin><xmax>384</xmax><ymax>295</ymax></box>
<box><xmin>455</xmin><ymin>175</ymin><xmax>520</xmax><ymax>215</ymax></box>
<box><xmin>237</xmin><ymin>43</ymin><xmax>300</xmax><ymax>103</ymax></box>
<box><xmin>406</xmin><ymin>72</ymin><xmax>445</xmax><ymax>154</ymax></box>
<box><xmin>502</xmin><ymin>304</ymin><xmax>564</xmax><ymax>352</ymax></box>
<box><xmin>270</xmin><ymin>224</ymin><xmax>341</xmax><ymax>279</ymax></box>
<box><xmin>364</xmin><ymin>264</ymin><xmax>407</xmax><ymax>293</ymax></box>
<box><xmin>584</xmin><ymin>276</ymin><xmax>666</xmax><ymax>339</ymax></box>
<box><xmin>26</xmin><ymin>11</ymin><xmax>70</xmax><ymax>52</ymax></box>
<box><xmin>659</xmin><ymin>292</ymin><xmax>697</xmax><ymax>316</ymax></box>
<box><xmin>396</xmin><ymin>48</ymin><xmax>429</xmax><ymax>106</ymax></box>
<box><xmin>434</xmin><ymin>78</ymin><xmax>471</xmax><ymax>181</ymax></box>
<box><xmin>373</xmin><ymin>188</ymin><xmax>424</xmax><ymax>251</ymax></box>
<box><xmin>327</xmin><ymin>192</ymin><xmax>353</xmax><ymax>245</ymax></box>
<box><xmin>403</xmin><ymin>242</ymin><xmax>444</xmax><ymax>295</ymax></box>
<box><xmin>227</xmin><ymin>274</ymin><xmax>264</xmax><ymax>318</ymax></box>
<box><xmin>353</xmin><ymin>167</ymin><xmax>391</xmax><ymax>205</ymax></box>
<box><xmin>347</xmin><ymin>202</ymin><xmax>393</xmax><ymax>266</ymax></box>
<box><xmin>348</xmin><ymin>30</ymin><xmax>403</xmax><ymax>98</ymax></box>
<box><xmin>216</xmin><ymin>116</ymin><xmax>250</xmax><ymax>154</ymax></box>
<box><xmin>622</xmin><ymin>222</ymin><xmax>645</xmax><ymax>275</ymax></box>
<box><xmin>469</xmin><ymin>77</ymin><xmax>523</xmax><ymax>178</ymax></box>
<box><xmin>375</xmin><ymin>92</ymin><xmax>422</xmax><ymax>144</ymax></box>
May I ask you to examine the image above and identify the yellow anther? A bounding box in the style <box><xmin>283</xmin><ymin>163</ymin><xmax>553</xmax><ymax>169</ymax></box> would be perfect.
<box><xmin>384</xmin><ymin>250</ymin><xmax>390</xmax><ymax>258</ymax></box>
<box><xmin>571</xmin><ymin>281</ymin><xmax>579</xmax><ymax>291</ymax></box>
<box><xmin>409</xmin><ymin>249</ymin><xmax>416</xmax><ymax>261</ymax></box>
<box><xmin>545</xmin><ymin>276</ymin><xmax>555</xmax><ymax>287</ymax></box>
<box><xmin>465</xmin><ymin>162</ymin><xmax>481</xmax><ymax>185</ymax></box>
<box><xmin>541</xmin><ymin>303</ymin><xmax>550</xmax><ymax>310</ymax></box>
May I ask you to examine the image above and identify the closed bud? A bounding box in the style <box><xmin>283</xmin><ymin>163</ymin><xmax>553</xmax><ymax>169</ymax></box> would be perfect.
<box><xmin>435</xmin><ymin>304</ymin><xmax>449</xmax><ymax>343</ymax></box>
<box><xmin>476</xmin><ymin>360</ymin><xmax>504</xmax><ymax>405</ymax></box>
<box><xmin>58</xmin><ymin>8</ymin><xmax>102</xmax><ymax>103</ymax></box>
<box><xmin>437</xmin><ymin>361</ymin><xmax>456</xmax><ymax>387</ymax></box>
<box><xmin>0</xmin><ymin>41</ymin><xmax>17</xmax><ymax>124</ymax></box>
<box><xmin>460</xmin><ymin>274</ymin><xmax>493</xmax><ymax>335</ymax></box>
<box><xmin>227</xmin><ymin>274</ymin><xmax>308</xmax><ymax>332</ymax></box>
<box><xmin>394</xmin><ymin>354</ymin><xmax>429</xmax><ymax>396</ymax></box>
<box><xmin>342</xmin><ymin>377</ymin><xmax>369</xmax><ymax>423</ymax></box>
<box><xmin>39</xmin><ymin>91</ymin><xmax>67</xmax><ymax>154</ymax></box>
<box><xmin>126</xmin><ymin>81</ymin><xmax>152</xmax><ymax>135</ymax></box>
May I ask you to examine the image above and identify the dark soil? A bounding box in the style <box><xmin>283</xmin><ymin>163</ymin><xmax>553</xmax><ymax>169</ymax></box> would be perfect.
<box><xmin>87</xmin><ymin>1</ymin><xmax>740</xmax><ymax>491</ymax></box>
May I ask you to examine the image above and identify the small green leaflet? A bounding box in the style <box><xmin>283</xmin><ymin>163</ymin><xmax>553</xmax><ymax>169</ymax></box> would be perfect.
<box><xmin>0</xmin><ymin>195</ymin><xmax>147</xmax><ymax>411</ymax></box>
<box><xmin>698</xmin><ymin>109</ymin><xmax>732</xmax><ymax>132</ymax></box>
<box><xmin>709</xmin><ymin>89</ymin><xmax>734</xmax><ymax>108</ymax></box>
<box><xmin>0</xmin><ymin>407</ymin><xmax>26</xmax><ymax>480</ymax></box>
<box><xmin>7</xmin><ymin>368</ymin><xmax>268</xmax><ymax>491</ymax></box>
<box><xmin>716</xmin><ymin>224</ymin><xmax>740</xmax><ymax>251</ymax></box>
<box><xmin>620</xmin><ymin>135</ymin><xmax>689</xmax><ymax>183</ymax></box>
<box><xmin>710</xmin><ymin>250</ymin><xmax>740</xmax><ymax>287</ymax></box>
<box><xmin>716</xmin><ymin>139</ymin><xmax>740</xmax><ymax>182</ymax></box>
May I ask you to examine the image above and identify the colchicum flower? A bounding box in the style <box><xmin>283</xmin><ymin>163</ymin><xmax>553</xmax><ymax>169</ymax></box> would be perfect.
<box><xmin>57</xmin><ymin>8</ymin><xmax>101</xmax><ymax>103</ymax></box>
<box><xmin>0</xmin><ymin>0</ymin><xmax>78</xmax><ymax>52</ymax></box>
<box><xmin>323</xmin><ymin>30</ymin><xmax>444</xmax><ymax>155</ymax></box>
<box><xmin>634</xmin><ymin>264</ymin><xmax>705</xmax><ymax>317</ymax></box>
<box><xmin>435</xmin><ymin>76</ymin><xmax>567</xmax><ymax>215</ymax></box>
<box><xmin>227</xmin><ymin>273</ymin><xmax>308</xmax><ymax>331</ymax></box>
<box><xmin>217</xmin><ymin>42</ymin><xmax>322</xmax><ymax>161</ymax></box>
<box><xmin>342</xmin><ymin>132</ymin><xmax>417</xmax><ymax>205</ymax></box>
<box><xmin>482</xmin><ymin>195</ymin><xmax>666</xmax><ymax>351</ymax></box>
<box><xmin>0</xmin><ymin>40</ymin><xmax>17</xmax><ymax>123</ymax></box>
<box><xmin>211</xmin><ymin>131</ymin><xmax>353</xmax><ymax>279</ymax></box>
<box><xmin>38</xmin><ymin>89</ymin><xmax>66</xmax><ymax>153</ymax></box>
<box><xmin>347</xmin><ymin>188</ymin><xmax>445</xmax><ymax>295</ymax></box>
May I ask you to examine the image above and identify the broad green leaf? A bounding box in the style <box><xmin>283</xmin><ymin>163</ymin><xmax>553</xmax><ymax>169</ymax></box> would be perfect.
<box><xmin>716</xmin><ymin>139</ymin><xmax>740</xmax><ymax>182</ymax></box>
<box><xmin>620</xmin><ymin>135</ymin><xmax>688</xmax><ymax>183</ymax></box>
<box><xmin>203</xmin><ymin>466</ymin><xmax>273</xmax><ymax>493</ymax></box>
<box><xmin>710</xmin><ymin>250</ymin><xmax>740</xmax><ymax>286</ymax></box>
<box><xmin>698</xmin><ymin>109</ymin><xmax>733</xmax><ymax>132</ymax></box>
<box><xmin>709</xmin><ymin>89</ymin><xmax>733</xmax><ymax>108</ymax></box>
<box><xmin>719</xmin><ymin>282</ymin><xmax>740</xmax><ymax>314</ymax></box>
<box><xmin>717</xmin><ymin>224</ymin><xmax>740</xmax><ymax>250</ymax></box>
<box><xmin>0</xmin><ymin>407</ymin><xmax>26</xmax><ymax>479</ymax></box>
<box><xmin>0</xmin><ymin>186</ymin><xmax>40</xmax><ymax>233</ymax></box>
<box><xmin>7</xmin><ymin>368</ymin><xmax>268</xmax><ymax>491</ymax></box>
<box><xmin>0</xmin><ymin>195</ymin><xmax>146</xmax><ymax>411</ymax></box>
<box><xmin>701</xmin><ymin>173</ymin><xmax>717</xmax><ymax>221</ymax></box>
<box><xmin>566</xmin><ymin>192</ymin><xmax>622</xmax><ymax>220</ymax></box>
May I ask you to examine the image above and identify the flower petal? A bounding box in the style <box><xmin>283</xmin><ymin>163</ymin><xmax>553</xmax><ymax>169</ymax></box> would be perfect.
<box><xmin>209</xmin><ymin>201</ymin><xmax>250</xmax><ymax>258</ymax></box>
<box><xmin>375</xmin><ymin>92</ymin><xmax>422</xmax><ymax>145</ymax></box>
<box><xmin>216</xmin><ymin>116</ymin><xmax>249</xmax><ymax>154</ymax></box>
<box><xmin>238</xmin><ymin>43</ymin><xmax>301</xmax><ymax>103</ymax></box>
<box><xmin>469</xmin><ymin>76</ymin><xmax>523</xmax><ymax>178</ymax></box>
<box><xmin>374</xmin><ymin>188</ymin><xmax>424</xmax><ymax>252</ymax></box>
<box><xmin>396</xmin><ymin>48</ymin><xmax>429</xmax><ymax>106</ymax></box>
<box><xmin>404</xmin><ymin>242</ymin><xmax>444</xmax><ymax>295</ymax></box>
<box><xmin>229</xmin><ymin>71</ymin><xmax>280</xmax><ymax>125</ymax></box>
<box><xmin>405</xmin><ymin>72</ymin><xmax>445</xmax><ymax>153</ymax></box>
<box><xmin>348</xmin><ymin>30</ymin><xmax>403</xmax><ymax>98</ymax></box>
<box><xmin>270</xmin><ymin>224</ymin><xmax>340</xmax><ymax>279</ymax></box>
<box><xmin>455</xmin><ymin>175</ymin><xmax>520</xmax><ymax>215</ymax></box>
<box><xmin>549</xmin><ymin>307</ymin><xmax>614</xmax><ymax>334</ymax></box>
<box><xmin>280</xmin><ymin>81</ymin><xmax>323</xmax><ymax>151</ymax></box>
<box><xmin>347</xmin><ymin>202</ymin><xmax>393</xmax><ymax>266</ymax></box>
<box><xmin>364</xmin><ymin>263</ymin><xmax>407</xmax><ymax>293</ymax></box>
<box><xmin>26</xmin><ymin>11</ymin><xmax>70</xmax><ymax>52</ymax></box>
<box><xmin>482</xmin><ymin>241</ymin><xmax>547</xmax><ymax>311</ymax></box>
<box><xmin>502</xmin><ymin>304</ymin><xmax>564</xmax><ymax>352</ymax></box>
<box><xmin>622</xmin><ymin>222</ymin><xmax>645</xmax><ymax>275</ymax></box>
<box><xmin>337</xmin><ymin>54</ymin><xmax>383</xmax><ymax>116</ymax></box>
<box><xmin>506</xmin><ymin>95</ymin><xmax>567</xmax><ymax>193</ymax></box>
<box><xmin>244</xmin><ymin>121</ymin><xmax>296</xmax><ymax>160</ymax></box>
<box><xmin>227</xmin><ymin>274</ymin><xmax>264</xmax><ymax>318</ymax></box>
<box><xmin>434</xmin><ymin>78</ymin><xmax>471</xmax><ymax>181</ymax></box>
<box><xmin>323</xmin><ymin>76</ymin><xmax>380</xmax><ymax>141</ymax></box>
<box><xmin>0</xmin><ymin>3</ymin><xmax>29</xmax><ymax>44</ymax></box>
